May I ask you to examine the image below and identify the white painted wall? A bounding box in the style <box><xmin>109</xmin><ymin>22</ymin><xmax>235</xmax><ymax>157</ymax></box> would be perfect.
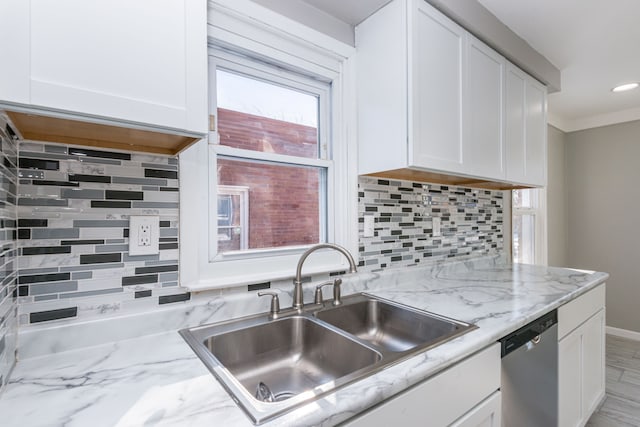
<box><xmin>566</xmin><ymin>120</ymin><xmax>640</xmax><ymax>333</ymax></box>
<box><xmin>546</xmin><ymin>125</ymin><xmax>568</xmax><ymax>267</ymax></box>
<box><xmin>250</xmin><ymin>0</ymin><xmax>355</xmax><ymax>45</ymax></box>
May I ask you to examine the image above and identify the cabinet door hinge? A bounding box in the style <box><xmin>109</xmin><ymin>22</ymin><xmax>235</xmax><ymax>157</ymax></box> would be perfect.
<box><xmin>209</xmin><ymin>114</ymin><xmax>216</xmax><ymax>132</ymax></box>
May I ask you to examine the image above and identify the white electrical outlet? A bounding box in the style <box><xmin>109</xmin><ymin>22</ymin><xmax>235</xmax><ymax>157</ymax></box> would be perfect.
<box><xmin>139</xmin><ymin>224</ymin><xmax>151</xmax><ymax>246</ymax></box>
<box><xmin>129</xmin><ymin>216</ymin><xmax>160</xmax><ymax>255</ymax></box>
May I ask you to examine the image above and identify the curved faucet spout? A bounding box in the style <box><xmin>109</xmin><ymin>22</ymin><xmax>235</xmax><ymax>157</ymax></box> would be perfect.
<box><xmin>292</xmin><ymin>243</ymin><xmax>358</xmax><ymax>309</ymax></box>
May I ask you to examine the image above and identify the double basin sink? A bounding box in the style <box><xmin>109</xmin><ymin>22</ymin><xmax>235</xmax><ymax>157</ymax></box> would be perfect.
<box><xmin>180</xmin><ymin>293</ymin><xmax>476</xmax><ymax>424</ymax></box>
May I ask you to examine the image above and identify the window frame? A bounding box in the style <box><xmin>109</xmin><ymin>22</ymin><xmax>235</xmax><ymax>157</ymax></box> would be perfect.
<box><xmin>512</xmin><ymin>188</ymin><xmax>548</xmax><ymax>265</ymax></box>
<box><xmin>217</xmin><ymin>184</ymin><xmax>249</xmax><ymax>251</ymax></box>
<box><xmin>208</xmin><ymin>51</ymin><xmax>334</xmax><ymax>261</ymax></box>
<box><xmin>178</xmin><ymin>1</ymin><xmax>357</xmax><ymax>291</ymax></box>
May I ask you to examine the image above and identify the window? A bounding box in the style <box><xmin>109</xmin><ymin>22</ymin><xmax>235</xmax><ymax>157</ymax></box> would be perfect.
<box><xmin>210</xmin><ymin>53</ymin><xmax>332</xmax><ymax>259</ymax></box>
<box><xmin>512</xmin><ymin>188</ymin><xmax>547</xmax><ymax>264</ymax></box>
<box><xmin>217</xmin><ymin>185</ymin><xmax>249</xmax><ymax>252</ymax></box>
<box><xmin>178</xmin><ymin>2</ymin><xmax>356</xmax><ymax>290</ymax></box>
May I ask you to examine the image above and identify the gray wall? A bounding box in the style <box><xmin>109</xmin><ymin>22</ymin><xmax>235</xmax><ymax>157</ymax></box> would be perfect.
<box><xmin>566</xmin><ymin>120</ymin><xmax>640</xmax><ymax>332</ymax></box>
<box><xmin>547</xmin><ymin>125</ymin><xmax>568</xmax><ymax>267</ymax></box>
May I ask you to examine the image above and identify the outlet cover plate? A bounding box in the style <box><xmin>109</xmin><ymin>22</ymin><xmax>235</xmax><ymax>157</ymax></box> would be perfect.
<box><xmin>129</xmin><ymin>215</ymin><xmax>160</xmax><ymax>255</ymax></box>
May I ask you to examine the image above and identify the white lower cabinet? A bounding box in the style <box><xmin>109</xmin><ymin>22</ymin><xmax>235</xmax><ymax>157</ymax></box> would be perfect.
<box><xmin>450</xmin><ymin>391</ymin><xmax>501</xmax><ymax>427</ymax></box>
<box><xmin>558</xmin><ymin>284</ymin><xmax>606</xmax><ymax>427</ymax></box>
<box><xmin>343</xmin><ymin>343</ymin><xmax>500</xmax><ymax>427</ymax></box>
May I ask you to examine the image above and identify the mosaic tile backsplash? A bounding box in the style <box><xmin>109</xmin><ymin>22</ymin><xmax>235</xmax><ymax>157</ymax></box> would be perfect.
<box><xmin>0</xmin><ymin>121</ymin><xmax>18</xmax><ymax>394</ymax></box>
<box><xmin>17</xmin><ymin>141</ymin><xmax>186</xmax><ymax>326</ymax></box>
<box><xmin>358</xmin><ymin>176</ymin><xmax>504</xmax><ymax>271</ymax></box>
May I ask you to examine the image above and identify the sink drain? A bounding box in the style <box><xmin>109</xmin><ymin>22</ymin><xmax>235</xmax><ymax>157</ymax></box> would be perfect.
<box><xmin>273</xmin><ymin>391</ymin><xmax>295</xmax><ymax>402</ymax></box>
<box><xmin>255</xmin><ymin>382</ymin><xmax>275</xmax><ymax>402</ymax></box>
<box><xmin>255</xmin><ymin>382</ymin><xmax>296</xmax><ymax>403</ymax></box>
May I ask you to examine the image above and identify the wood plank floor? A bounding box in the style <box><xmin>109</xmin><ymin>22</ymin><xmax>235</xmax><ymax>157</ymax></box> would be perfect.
<box><xmin>587</xmin><ymin>335</ymin><xmax>640</xmax><ymax>426</ymax></box>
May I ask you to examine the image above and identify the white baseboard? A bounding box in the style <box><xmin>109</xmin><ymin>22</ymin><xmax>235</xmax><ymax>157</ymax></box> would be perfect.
<box><xmin>606</xmin><ymin>326</ymin><xmax>640</xmax><ymax>341</ymax></box>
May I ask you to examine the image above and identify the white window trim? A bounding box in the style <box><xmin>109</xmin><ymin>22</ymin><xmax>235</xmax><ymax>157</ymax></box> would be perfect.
<box><xmin>208</xmin><ymin>51</ymin><xmax>334</xmax><ymax>262</ymax></box>
<box><xmin>179</xmin><ymin>0</ymin><xmax>357</xmax><ymax>290</ymax></box>
<box><xmin>512</xmin><ymin>188</ymin><xmax>548</xmax><ymax>265</ymax></box>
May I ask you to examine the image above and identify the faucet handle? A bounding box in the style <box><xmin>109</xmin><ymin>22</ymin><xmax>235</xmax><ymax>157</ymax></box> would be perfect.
<box><xmin>258</xmin><ymin>291</ymin><xmax>280</xmax><ymax>317</ymax></box>
<box><xmin>314</xmin><ymin>278</ymin><xmax>343</xmax><ymax>305</ymax></box>
<box><xmin>332</xmin><ymin>278</ymin><xmax>343</xmax><ymax>306</ymax></box>
<box><xmin>314</xmin><ymin>281</ymin><xmax>334</xmax><ymax>304</ymax></box>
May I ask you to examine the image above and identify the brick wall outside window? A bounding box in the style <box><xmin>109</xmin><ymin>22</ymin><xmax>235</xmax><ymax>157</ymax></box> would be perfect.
<box><xmin>217</xmin><ymin>108</ymin><xmax>321</xmax><ymax>250</ymax></box>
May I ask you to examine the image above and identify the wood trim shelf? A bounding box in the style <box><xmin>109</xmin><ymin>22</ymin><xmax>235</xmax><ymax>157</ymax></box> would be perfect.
<box><xmin>6</xmin><ymin>111</ymin><xmax>200</xmax><ymax>156</ymax></box>
<box><xmin>365</xmin><ymin>169</ymin><xmax>534</xmax><ymax>190</ymax></box>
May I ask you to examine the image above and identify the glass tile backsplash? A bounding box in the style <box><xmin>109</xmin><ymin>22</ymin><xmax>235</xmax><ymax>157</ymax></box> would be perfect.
<box><xmin>0</xmin><ymin>121</ymin><xmax>18</xmax><ymax>394</ymax></box>
<box><xmin>358</xmin><ymin>176</ymin><xmax>504</xmax><ymax>271</ymax></box>
<box><xmin>16</xmin><ymin>141</ymin><xmax>185</xmax><ymax>327</ymax></box>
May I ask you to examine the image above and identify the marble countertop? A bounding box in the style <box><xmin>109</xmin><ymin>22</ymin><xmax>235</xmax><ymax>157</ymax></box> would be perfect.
<box><xmin>0</xmin><ymin>261</ymin><xmax>608</xmax><ymax>427</ymax></box>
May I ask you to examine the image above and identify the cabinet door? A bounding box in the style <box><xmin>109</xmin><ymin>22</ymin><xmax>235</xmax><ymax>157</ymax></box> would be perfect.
<box><xmin>0</xmin><ymin>0</ymin><xmax>207</xmax><ymax>134</ymax></box>
<box><xmin>582</xmin><ymin>309</ymin><xmax>605</xmax><ymax>418</ymax></box>
<box><xmin>505</xmin><ymin>64</ymin><xmax>527</xmax><ymax>183</ymax></box>
<box><xmin>409</xmin><ymin>0</ymin><xmax>466</xmax><ymax>173</ymax></box>
<box><xmin>558</xmin><ymin>308</ymin><xmax>606</xmax><ymax>427</ymax></box>
<box><xmin>344</xmin><ymin>344</ymin><xmax>500</xmax><ymax>427</ymax></box>
<box><xmin>524</xmin><ymin>78</ymin><xmax>547</xmax><ymax>186</ymax></box>
<box><xmin>0</xmin><ymin>0</ymin><xmax>30</xmax><ymax>104</ymax></box>
<box><xmin>450</xmin><ymin>391</ymin><xmax>501</xmax><ymax>427</ymax></box>
<box><xmin>559</xmin><ymin>328</ymin><xmax>583</xmax><ymax>427</ymax></box>
<box><xmin>464</xmin><ymin>36</ymin><xmax>505</xmax><ymax>180</ymax></box>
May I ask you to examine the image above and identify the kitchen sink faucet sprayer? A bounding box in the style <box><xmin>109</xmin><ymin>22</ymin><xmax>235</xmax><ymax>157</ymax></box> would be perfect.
<box><xmin>292</xmin><ymin>243</ymin><xmax>358</xmax><ymax>309</ymax></box>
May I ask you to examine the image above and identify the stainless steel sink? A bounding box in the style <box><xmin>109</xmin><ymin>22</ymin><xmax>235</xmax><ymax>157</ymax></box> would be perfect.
<box><xmin>315</xmin><ymin>294</ymin><xmax>470</xmax><ymax>353</ymax></box>
<box><xmin>204</xmin><ymin>316</ymin><xmax>380</xmax><ymax>402</ymax></box>
<box><xmin>180</xmin><ymin>293</ymin><xmax>476</xmax><ymax>424</ymax></box>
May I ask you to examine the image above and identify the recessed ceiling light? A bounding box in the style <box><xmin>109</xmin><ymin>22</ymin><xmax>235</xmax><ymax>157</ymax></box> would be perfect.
<box><xmin>612</xmin><ymin>82</ymin><xmax>639</xmax><ymax>92</ymax></box>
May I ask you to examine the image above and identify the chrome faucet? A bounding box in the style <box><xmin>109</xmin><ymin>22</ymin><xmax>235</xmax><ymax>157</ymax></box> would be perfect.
<box><xmin>292</xmin><ymin>243</ymin><xmax>358</xmax><ymax>309</ymax></box>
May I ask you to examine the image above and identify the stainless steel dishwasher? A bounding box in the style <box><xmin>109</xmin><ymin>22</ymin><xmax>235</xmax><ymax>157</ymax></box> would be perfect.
<box><xmin>500</xmin><ymin>309</ymin><xmax>558</xmax><ymax>427</ymax></box>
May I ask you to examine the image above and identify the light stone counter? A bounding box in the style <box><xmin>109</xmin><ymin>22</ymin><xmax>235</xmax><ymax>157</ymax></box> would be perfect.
<box><xmin>0</xmin><ymin>257</ymin><xmax>608</xmax><ymax>426</ymax></box>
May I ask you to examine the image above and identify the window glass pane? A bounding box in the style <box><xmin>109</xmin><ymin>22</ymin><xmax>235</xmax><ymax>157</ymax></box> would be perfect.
<box><xmin>513</xmin><ymin>189</ymin><xmax>537</xmax><ymax>209</ymax></box>
<box><xmin>513</xmin><ymin>214</ymin><xmax>535</xmax><ymax>264</ymax></box>
<box><xmin>216</xmin><ymin>70</ymin><xmax>319</xmax><ymax>159</ymax></box>
<box><xmin>217</xmin><ymin>190</ymin><xmax>247</xmax><ymax>253</ymax></box>
<box><xmin>217</xmin><ymin>157</ymin><xmax>325</xmax><ymax>253</ymax></box>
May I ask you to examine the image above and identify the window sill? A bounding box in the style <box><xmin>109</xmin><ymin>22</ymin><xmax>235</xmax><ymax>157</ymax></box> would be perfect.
<box><xmin>181</xmin><ymin>260</ymin><xmax>354</xmax><ymax>291</ymax></box>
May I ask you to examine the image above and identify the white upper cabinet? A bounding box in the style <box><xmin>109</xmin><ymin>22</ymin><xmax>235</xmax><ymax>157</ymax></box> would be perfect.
<box><xmin>356</xmin><ymin>0</ymin><xmax>546</xmax><ymax>187</ymax></box>
<box><xmin>465</xmin><ymin>36</ymin><xmax>505</xmax><ymax>180</ymax></box>
<box><xmin>409</xmin><ymin>0</ymin><xmax>465</xmax><ymax>174</ymax></box>
<box><xmin>505</xmin><ymin>63</ymin><xmax>547</xmax><ymax>186</ymax></box>
<box><xmin>0</xmin><ymin>0</ymin><xmax>208</xmax><ymax>135</ymax></box>
<box><xmin>524</xmin><ymin>78</ymin><xmax>547</xmax><ymax>185</ymax></box>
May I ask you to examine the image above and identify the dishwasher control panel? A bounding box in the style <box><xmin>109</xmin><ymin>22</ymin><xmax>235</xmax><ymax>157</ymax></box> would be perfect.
<box><xmin>499</xmin><ymin>309</ymin><xmax>557</xmax><ymax>357</ymax></box>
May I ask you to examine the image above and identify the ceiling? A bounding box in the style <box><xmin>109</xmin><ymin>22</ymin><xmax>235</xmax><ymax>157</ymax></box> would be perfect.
<box><xmin>478</xmin><ymin>0</ymin><xmax>640</xmax><ymax>132</ymax></box>
<box><xmin>302</xmin><ymin>0</ymin><xmax>640</xmax><ymax>133</ymax></box>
